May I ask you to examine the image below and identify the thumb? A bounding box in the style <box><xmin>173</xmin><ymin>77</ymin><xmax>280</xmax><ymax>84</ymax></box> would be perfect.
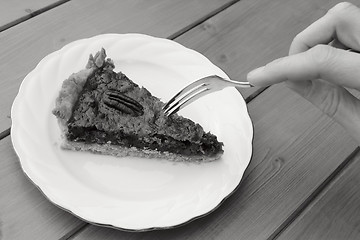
<box><xmin>247</xmin><ymin>45</ymin><xmax>360</xmax><ymax>90</ymax></box>
<box><xmin>287</xmin><ymin>79</ymin><xmax>360</xmax><ymax>144</ymax></box>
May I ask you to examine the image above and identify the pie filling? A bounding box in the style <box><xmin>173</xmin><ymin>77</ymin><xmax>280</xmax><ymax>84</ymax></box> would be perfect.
<box><xmin>66</xmin><ymin>126</ymin><xmax>223</xmax><ymax>157</ymax></box>
<box><xmin>53</xmin><ymin>48</ymin><xmax>224</xmax><ymax>160</ymax></box>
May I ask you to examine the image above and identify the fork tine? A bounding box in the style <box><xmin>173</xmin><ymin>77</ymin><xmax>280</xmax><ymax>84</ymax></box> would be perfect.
<box><xmin>164</xmin><ymin>87</ymin><xmax>210</xmax><ymax>116</ymax></box>
<box><xmin>163</xmin><ymin>75</ymin><xmax>253</xmax><ymax>116</ymax></box>
<box><xmin>164</xmin><ymin>83</ymin><xmax>208</xmax><ymax>114</ymax></box>
<box><xmin>163</xmin><ymin>78</ymin><xmax>210</xmax><ymax>111</ymax></box>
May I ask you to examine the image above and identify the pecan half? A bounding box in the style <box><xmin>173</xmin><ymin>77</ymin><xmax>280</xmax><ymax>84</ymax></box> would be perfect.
<box><xmin>103</xmin><ymin>90</ymin><xmax>144</xmax><ymax>117</ymax></box>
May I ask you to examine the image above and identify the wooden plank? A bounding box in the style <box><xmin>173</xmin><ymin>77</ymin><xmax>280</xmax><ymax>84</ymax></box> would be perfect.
<box><xmin>71</xmin><ymin>84</ymin><xmax>358</xmax><ymax>239</ymax></box>
<box><xmin>277</xmin><ymin>151</ymin><xmax>360</xmax><ymax>240</ymax></box>
<box><xmin>0</xmin><ymin>136</ymin><xmax>85</xmax><ymax>240</ymax></box>
<box><xmin>0</xmin><ymin>0</ymin><xmax>241</xmax><ymax>133</ymax></box>
<box><xmin>0</xmin><ymin>0</ymin><xmax>63</xmax><ymax>31</ymax></box>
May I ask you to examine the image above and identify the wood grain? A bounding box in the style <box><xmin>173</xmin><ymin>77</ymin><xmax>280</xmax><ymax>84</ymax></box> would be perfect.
<box><xmin>277</xmin><ymin>151</ymin><xmax>360</xmax><ymax>240</ymax></box>
<box><xmin>0</xmin><ymin>0</ymin><xmax>64</xmax><ymax>31</ymax></box>
<box><xmin>0</xmin><ymin>0</ymin><xmax>242</xmax><ymax>133</ymax></box>
<box><xmin>0</xmin><ymin>136</ymin><xmax>85</xmax><ymax>240</ymax></box>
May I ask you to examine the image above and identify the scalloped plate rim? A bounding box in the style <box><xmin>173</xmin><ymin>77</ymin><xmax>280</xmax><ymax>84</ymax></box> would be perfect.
<box><xmin>10</xmin><ymin>33</ymin><xmax>253</xmax><ymax>231</ymax></box>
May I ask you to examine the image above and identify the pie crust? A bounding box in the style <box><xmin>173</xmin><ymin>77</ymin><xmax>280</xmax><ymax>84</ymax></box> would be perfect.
<box><xmin>52</xmin><ymin>48</ymin><xmax>223</xmax><ymax>162</ymax></box>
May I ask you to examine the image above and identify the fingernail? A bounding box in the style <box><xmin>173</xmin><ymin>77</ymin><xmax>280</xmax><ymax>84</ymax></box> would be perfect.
<box><xmin>248</xmin><ymin>66</ymin><xmax>265</xmax><ymax>78</ymax></box>
<box><xmin>247</xmin><ymin>66</ymin><xmax>265</xmax><ymax>86</ymax></box>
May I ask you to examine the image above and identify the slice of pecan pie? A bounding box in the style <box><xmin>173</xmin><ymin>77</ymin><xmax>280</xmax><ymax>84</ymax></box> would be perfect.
<box><xmin>52</xmin><ymin>48</ymin><xmax>223</xmax><ymax>162</ymax></box>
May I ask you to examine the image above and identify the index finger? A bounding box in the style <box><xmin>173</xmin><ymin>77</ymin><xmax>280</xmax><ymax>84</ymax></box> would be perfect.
<box><xmin>289</xmin><ymin>2</ymin><xmax>360</xmax><ymax>55</ymax></box>
<box><xmin>247</xmin><ymin>45</ymin><xmax>360</xmax><ymax>89</ymax></box>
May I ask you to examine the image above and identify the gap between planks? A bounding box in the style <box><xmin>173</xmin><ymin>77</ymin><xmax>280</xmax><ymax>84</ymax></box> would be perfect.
<box><xmin>0</xmin><ymin>128</ymin><xmax>10</xmax><ymax>140</ymax></box>
<box><xmin>0</xmin><ymin>0</ymin><xmax>71</xmax><ymax>32</ymax></box>
<box><xmin>268</xmin><ymin>146</ymin><xmax>360</xmax><ymax>240</ymax></box>
<box><xmin>59</xmin><ymin>222</ymin><xmax>89</xmax><ymax>240</ymax></box>
<box><xmin>168</xmin><ymin>0</ymin><xmax>242</xmax><ymax>40</ymax></box>
<box><xmin>0</xmin><ymin>0</ymin><xmax>241</xmax><ymax>35</ymax></box>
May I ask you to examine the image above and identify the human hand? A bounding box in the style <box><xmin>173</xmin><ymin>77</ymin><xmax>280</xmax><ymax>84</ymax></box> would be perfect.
<box><xmin>247</xmin><ymin>2</ymin><xmax>360</xmax><ymax>144</ymax></box>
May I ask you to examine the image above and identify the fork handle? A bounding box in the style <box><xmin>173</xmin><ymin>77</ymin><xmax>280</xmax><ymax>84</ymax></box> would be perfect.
<box><xmin>226</xmin><ymin>78</ymin><xmax>254</xmax><ymax>88</ymax></box>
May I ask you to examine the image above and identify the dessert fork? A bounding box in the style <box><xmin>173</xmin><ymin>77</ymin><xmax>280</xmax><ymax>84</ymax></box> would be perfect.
<box><xmin>163</xmin><ymin>75</ymin><xmax>253</xmax><ymax>116</ymax></box>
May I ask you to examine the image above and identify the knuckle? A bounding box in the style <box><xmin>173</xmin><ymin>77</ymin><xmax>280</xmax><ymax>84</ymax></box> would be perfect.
<box><xmin>320</xmin><ymin>86</ymin><xmax>340</xmax><ymax>118</ymax></box>
<box><xmin>305</xmin><ymin>80</ymin><xmax>341</xmax><ymax>118</ymax></box>
<box><xmin>328</xmin><ymin>2</ymin><xmax>358</xmax><ymax>16</ymax></box>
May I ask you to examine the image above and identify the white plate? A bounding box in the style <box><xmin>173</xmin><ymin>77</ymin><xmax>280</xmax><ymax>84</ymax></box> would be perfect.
<box><xmin>11</xmin><ymin>33</ymin><xmax>253</xmax><ymax>231</ymax></box>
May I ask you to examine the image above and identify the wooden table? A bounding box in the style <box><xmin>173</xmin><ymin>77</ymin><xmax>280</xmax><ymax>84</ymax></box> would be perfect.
<box><xmin>2</xmin><ymin>0</ymin><xmax>360</xmax><ymax>239</ymax></box>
